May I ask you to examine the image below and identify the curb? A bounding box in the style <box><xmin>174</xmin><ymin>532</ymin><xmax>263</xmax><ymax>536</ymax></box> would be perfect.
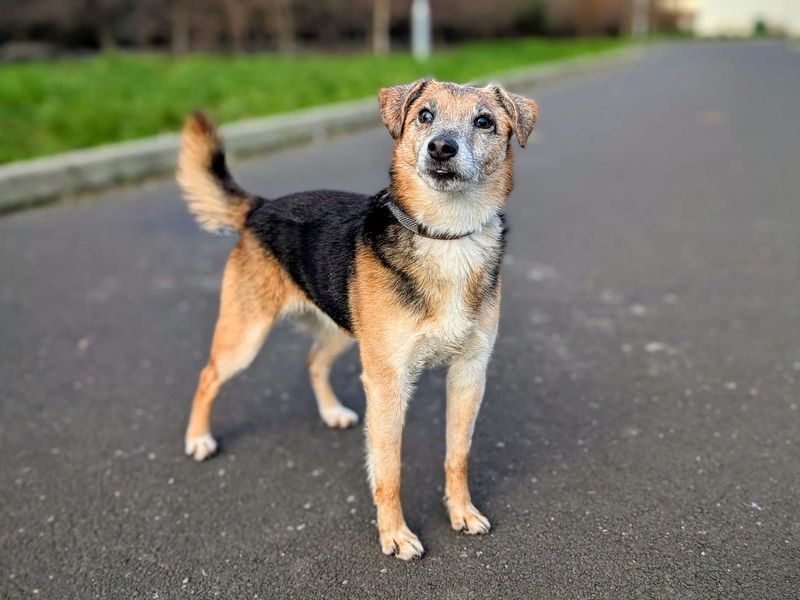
<box><xmin>0</xmin><ymin>46</ymin><xmax>641</xmax><ymax>213</ymax></box>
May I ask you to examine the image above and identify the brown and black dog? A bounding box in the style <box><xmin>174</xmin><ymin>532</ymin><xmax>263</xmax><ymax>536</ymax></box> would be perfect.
<box><xmin>177</xmin><ymin>78</ymin><xmax>537</xmax><ymax>560</ymax></box>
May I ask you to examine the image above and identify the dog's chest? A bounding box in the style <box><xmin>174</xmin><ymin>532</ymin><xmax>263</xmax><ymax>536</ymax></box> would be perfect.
<box><xmin>411</xmin><ymin>228</ymin><xmax>502</xmax><ymax>365</ymax></box>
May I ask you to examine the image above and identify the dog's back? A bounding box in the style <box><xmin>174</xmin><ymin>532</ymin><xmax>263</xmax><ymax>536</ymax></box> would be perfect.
<box><xmin>246</xmin><ymin>190</ymin><xmax>371</xmax><ymax>331</ymax></box>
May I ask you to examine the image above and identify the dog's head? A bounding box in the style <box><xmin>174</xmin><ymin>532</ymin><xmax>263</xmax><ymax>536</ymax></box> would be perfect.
<box><xmin>380</xmin><ymin>79</ymin><xmax>537</xmax><ymax>193</ymax></box>
<box><xmin>379</xmin><ymin>79</ymin><xmax>537</xmax><ymax>232</ymax></box>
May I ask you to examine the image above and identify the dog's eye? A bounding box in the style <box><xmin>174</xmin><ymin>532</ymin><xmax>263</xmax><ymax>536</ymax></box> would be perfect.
<box><xmin>418</xmin><ymin>109</ymin><xmax>434</xmax><ymax>124</ymax></box>
<box><xmin>474</xmin><ymin>115</ymin><xmax>494</xmax><ymax>129</ymax></box>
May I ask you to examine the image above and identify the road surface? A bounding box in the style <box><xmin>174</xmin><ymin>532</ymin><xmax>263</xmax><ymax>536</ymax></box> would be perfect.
<box><xmin>1</xmin><ymin>42</ymin><xmax>799</xmax><ymax>599</ymax></box>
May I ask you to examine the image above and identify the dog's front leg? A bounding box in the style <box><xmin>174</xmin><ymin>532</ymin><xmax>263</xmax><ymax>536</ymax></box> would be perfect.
<box><xmin>444</xmin><ymin>328</ymin><xmax>497</xmax><ymax>535</ymax></box>
<box><xmin>361</xmin><ymin>352</ymin><xmax>423</xmax><ymax>560</ymax></box>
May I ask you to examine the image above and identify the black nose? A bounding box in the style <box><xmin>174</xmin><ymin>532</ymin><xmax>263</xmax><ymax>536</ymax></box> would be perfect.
<box><xmin>427</xmin><ymin>136</ymin><xmax>458</xmax><ymax>161</ymax></box>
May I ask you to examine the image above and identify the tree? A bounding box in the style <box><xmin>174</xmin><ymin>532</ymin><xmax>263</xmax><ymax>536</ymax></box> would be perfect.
<box><xmin>271</xmin><ymin>0</ymin><xmax>296</xmax><ymax>54</ymax></box>
<box><xmin>170</xmin><ymin>0</ymin><xmax>191</xmax><ymax>54</ymax></box>
<box><xmin>753</xmin><ymin>18</ymin><xmax>768</xmax><ymax>37</ymax></box>
<box><xmin>372</xmin><ymin>0</ymin><xmax>390</xmax><ymax>55</ymax></box>
<box><xmin>84</xmin><ymin>0</ymin><xmax>126</xmax><ymax>50</ymax></box>
<box><xmin>221</xmin><ymin>0</ymin><xmax>250</xmax><ymax>52</ymax></box>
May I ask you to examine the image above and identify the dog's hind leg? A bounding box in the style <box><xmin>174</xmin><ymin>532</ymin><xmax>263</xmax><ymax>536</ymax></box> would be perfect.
<box><xmin>307</xmin><ymin>328</ymin><xmax>358</xmax><ymax>429</ymax></box>
<box><xmin>184</xmin><ymin>235</ymin><xmax>288</xmax><ymax>461</ymax></box>
<box><xmin>185</xmin><ymin>317</ymin><xmax>272</xmax><ymax>461</ymax></box>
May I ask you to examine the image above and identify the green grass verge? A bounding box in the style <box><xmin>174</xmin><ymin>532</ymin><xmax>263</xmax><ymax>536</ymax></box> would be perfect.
<box><xmin>0</xmin><ymin>38</ymin><xmax>625</xmax><ymax>164</ymax></box>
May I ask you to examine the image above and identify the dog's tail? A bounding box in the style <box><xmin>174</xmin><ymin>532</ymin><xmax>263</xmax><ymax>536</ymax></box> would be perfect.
<box><xmin>177</xmin><ymin>112</ymin><xmax>252</xmax><ymax>233</ymax></box>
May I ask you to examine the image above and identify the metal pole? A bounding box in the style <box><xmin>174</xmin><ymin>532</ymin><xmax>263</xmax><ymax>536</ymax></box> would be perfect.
<box><xmin>631</xmin><ymin>0</ymin><xmax>650</xmax><ymax>38</ymax></box>
<box><xmin>411</xmin><ymin>0</ymin><xmax>431</xmax><ymax>61</ymax></box>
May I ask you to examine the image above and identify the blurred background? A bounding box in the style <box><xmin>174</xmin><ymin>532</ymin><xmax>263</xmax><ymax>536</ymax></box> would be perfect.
<box><xmin>6</xmin><ymin>0</ymin><xmax>800</xmax><ymax>57</ymax></box>
<box><xmin>2</xmin><ymin>0</ymin><xmax>693</xmax><ymax>58</ymax></box>
<box><xmin>0</xmin><ymin>0</ymin><xmax>797</xmax><ymax>165</ymax></box>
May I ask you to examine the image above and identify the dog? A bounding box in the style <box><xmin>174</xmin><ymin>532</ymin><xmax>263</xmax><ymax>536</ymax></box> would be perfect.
<box><xmin>176</xmin><ymin>78</ymin><xmax>537</xmax><ymax>560</ymax></box>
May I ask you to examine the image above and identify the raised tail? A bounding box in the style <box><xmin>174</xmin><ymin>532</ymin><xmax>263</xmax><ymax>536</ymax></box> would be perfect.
<box><xmin>176</xmin><ymin>111</ymin><xmax>251</xmax><ymax>233</ymax></box>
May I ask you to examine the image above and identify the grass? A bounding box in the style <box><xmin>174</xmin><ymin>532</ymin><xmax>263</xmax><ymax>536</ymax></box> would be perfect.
<box><xmin>0</xmin><ymin>38</ymin><xmax>625</xmax><ymax>165</ymax></box>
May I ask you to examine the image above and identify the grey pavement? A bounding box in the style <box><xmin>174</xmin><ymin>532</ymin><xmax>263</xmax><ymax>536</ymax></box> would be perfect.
<box><xmin>1</xmin><ymin>42</ymin><xmax>799</xmax><ymax>599</ymax></box>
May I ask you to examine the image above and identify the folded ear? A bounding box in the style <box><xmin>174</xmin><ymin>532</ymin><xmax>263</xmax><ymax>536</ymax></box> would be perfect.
<box><xmin>378</xmin><ymin>78</ymin><xmax>432</xmax><ymax>139</ymax></box>
<box><xmin>491</xmin><ymin>85</ymin><xmax>538</xmax><ymax>148</ymax></box>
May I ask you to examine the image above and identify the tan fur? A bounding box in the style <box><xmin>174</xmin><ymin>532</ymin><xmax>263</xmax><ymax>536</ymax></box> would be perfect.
<box><xmin>378</xmin><ymin>78</ymin><xmax>431</xmax><ymax>139</ymax></box>
<box><xmin>443</xmin><ymin>293</ymin><xmax>499</xmax><ymax>533</ymax></box>
<box><xmin>184</xmin><ymin>230</ymin><xmax>362</xmax><ymax>460</ymax></box>
<box><xmin>346</xmin><ymin>246</ymin><xmax>428</xmax><ymax>557</ymax></box>
<box><xmin>177</xmin><ymin>113</ymin><xmax>249</xmax><ymax>233</ymax></box>
<box><xmin>493</xmin><ymin>86</ymin><xmax>539</xmax><ymax>148</ymax></box>
<box><xmin>349</xmin><ymin>230</ymin><xmax>502</xmax><ymax>556</ymax></box>
<box><xmin>185</xmin><ymin>232</ymin><xmax>300</xmax><ymax>456</ymax></box>
<box><xmin>178</xmin><ymin>80</ymin><xmax>536</xmax><ymax>559</ymax></box>
<box><xmin>307</xmin><ymin>329</ymin><xmax>358</xmax><ymax>428</ymax></box>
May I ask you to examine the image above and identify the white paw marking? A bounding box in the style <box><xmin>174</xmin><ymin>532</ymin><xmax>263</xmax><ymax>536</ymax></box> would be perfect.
<box><xmin>320</xmin><ymin>405</ymin><xmax>359</xmax><ymax>429</ymax></box>
<box><xmin>450</xmin><ymin>503</ymin><xmax>491</xmax><ymax>535</ymax></box>
<box><xmin>380</xmin><ymin>525</ymin><xmax>424</xmax><ymax>560</ymax></box>
<box><xmin>185</xmin><ymin>433</ymin><xmax>218</xmax><ymax>461</ymax></box>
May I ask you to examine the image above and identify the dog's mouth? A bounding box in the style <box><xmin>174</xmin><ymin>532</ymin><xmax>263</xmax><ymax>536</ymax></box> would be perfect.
<box><xmin>425</xmin><ymin>168</ymin><xmax>462</xmax><ymax>182</ymax></box>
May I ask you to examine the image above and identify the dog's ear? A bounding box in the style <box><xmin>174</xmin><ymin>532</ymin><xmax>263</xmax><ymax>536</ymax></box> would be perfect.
<box><xmin>378</xmin><ymin>78</ymin><xmax>432</xmax><ymax>139</ymax></box>
<box><xmin>491</xmin><ymin>85</ymin><xmax>538</xmax><ymax>148</ymax></box>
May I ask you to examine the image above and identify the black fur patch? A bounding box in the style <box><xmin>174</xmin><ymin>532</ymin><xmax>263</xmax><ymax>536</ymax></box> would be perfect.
<box><xmin>485</xmin><ymin>214</ymin><xmax>506</xmax><ymax>299</ymax></box>
<box><xmin>210</xmin><ymin>149</ymin><xmax>228</xmax><ymax>180</ymax></box>
<box><xmin>362</xmin><ymin>194</ymin><xmax>428</xmax><ymax>315</ymax></box>
<box><xmin>211</xmin><ymin>149</ymin><xmax>247</xmax><ymax>199</ymax></box>
<box><xmin>245</xmin><ymin>189</ymin><xmax>429</xmax><ymax>332</ymax></box>
<box><xmin>245</xmin><ymin>190</ymin><xmax>369</xmax><ymax>331</ymax></box>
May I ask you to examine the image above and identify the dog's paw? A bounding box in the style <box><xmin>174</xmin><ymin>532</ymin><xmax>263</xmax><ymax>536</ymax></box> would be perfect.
<box><xmin>185</xmin><ymin>432</ymin><xmax>218</xmax><ymax>461</ymax></box>
<box><xmin>449</xmin><ymin>503</ymin><xmax>491</xmax><ymax>535</ymax></box>
<box><xmin>380</xmin><ymin>525</ymin><xmax>424</xmax><ymax>560</ymax></box>
<box><xmin>320</xmin><ymin>405</ymin><xmax>359</xmax><ymax>429</ymax></box>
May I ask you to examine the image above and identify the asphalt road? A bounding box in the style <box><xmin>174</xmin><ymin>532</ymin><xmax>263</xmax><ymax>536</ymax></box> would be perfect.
<box><xmin>2</xmin><ymin>42</ymin><xmax>799</xmax><ymax>599</ymax></box>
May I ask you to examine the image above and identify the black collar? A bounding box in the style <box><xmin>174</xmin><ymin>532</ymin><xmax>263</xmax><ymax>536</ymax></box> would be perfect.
<box><xmin>377</xmin><ymin>190</ymin><xmax>483</xmax><ymax>241</ymax></box>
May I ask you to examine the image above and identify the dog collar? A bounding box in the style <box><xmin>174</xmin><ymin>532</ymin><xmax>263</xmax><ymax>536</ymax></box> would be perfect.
<box><xmin>380</xmin><ymin>191</ymin><xmax>481</xmax><ymax>241</ymax></box>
